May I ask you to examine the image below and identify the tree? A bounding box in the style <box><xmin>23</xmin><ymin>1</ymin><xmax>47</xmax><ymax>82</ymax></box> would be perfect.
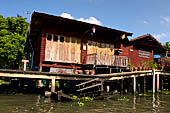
<box><xmin>0</xmin><ymin>14</ymin><xmax>29</xmax><ymax>69</ymax></box>
<box><xmin>165</xmin><ymin>42</ymin><xmax>170</xmax><ymax>52</ymax></box>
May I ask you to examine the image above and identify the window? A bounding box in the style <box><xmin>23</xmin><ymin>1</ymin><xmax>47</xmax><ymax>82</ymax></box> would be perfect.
<box><xmin>138</xmin><ymin>49</ymin><xmax>150</xmax><ymax>58</ymax></box>
<box><xmin>60</xmin><ymin>36</ymin><xmax>64</xmax><ymax>42</ymax></box>
<box><xmin>53</xmin><ymin>34</ymin><xmax>58</xmax><ymax>42</ymax></box>
<box><xmin>47</xmin><ymin>34</ymin><xmax>52</xmax><ymax>41</ymax></box>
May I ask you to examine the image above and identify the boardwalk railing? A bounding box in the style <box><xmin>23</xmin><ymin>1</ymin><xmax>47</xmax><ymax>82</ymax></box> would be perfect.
<box><xmin>86</xmin><ymin>53</ymin><xmax>128</xmax><ymax>67</ymax></box>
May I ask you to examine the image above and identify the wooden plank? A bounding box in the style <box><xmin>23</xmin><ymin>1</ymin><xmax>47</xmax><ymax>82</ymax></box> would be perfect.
<box><xmin>76</xmin><ymin>39</ymin><xmax>81</xmax><ymax>63</ymax></box>
<box><xmin>76</xmin><ymin>83</ymin><xmax>102</xmax><ymax>92</ymax></box>
<box><xmin>76</xmin><ymin>78</ymin><xmax>100</xmax><ymax>87</ymax></box>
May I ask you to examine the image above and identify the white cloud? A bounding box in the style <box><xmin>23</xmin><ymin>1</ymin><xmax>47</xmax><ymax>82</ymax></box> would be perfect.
<box><xmin>153</xmin><ymin>33</ymin><xmax>167</xmax><ymax>40</ymax></box>
<box><xmin>78</xmin><ymin>17</ymin><xmax>102</xmax><ymax>25</ymax></box>
<box><xmin>60</xmin><ymin>13</ymin><xmax>102</xmax><ymax>25</ymax></box>
<box><xmin>143</xmin><ymin>21</ymin><xmax>148</xmax><ymax>24</ymax></box>
<box><xmin>60</xmin><ymin>13</ymin><xmax>74</xmax><ymax>19</ymax></box>
<box><xmin>160</xmin><ymin>16</ymin><xmax>170</xmax><ymax>27</ymax></box>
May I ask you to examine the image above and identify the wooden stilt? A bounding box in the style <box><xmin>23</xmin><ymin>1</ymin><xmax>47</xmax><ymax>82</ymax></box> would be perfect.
<box><xmin>46</xmin><ymin>80</ymin><xmax>49</xmax><ymax>89</ymax></box>
<box><xmin>106</xmin><ymin>86</ymin><xmax>110</xmax><ymax>93</ymax></box>
<box><xmin>162</xmin><ymin>75</ymin><xmax>164</xmax><ymax>91</ymax></box>
<box><xmin>51</xmin><ymin>79</ymin><xmax>55</xmax><ymax>92</ymax></box>
<box><xmin>110</xmin><ymin>68</ymin><xmax>112</xmax><ymax>74</ymax></box>
<box><xmin>133</xmin><ymin>76</ymin><xmax>136</xmax><ymax>94</ymax></box>
<box><xmin>101</xmin><ymin>80</ymin><xmax>104</xmax><ymax>96</ymax></box>
<box><xmin>121</xmin><ymin>79</ymin><xmax>124</xmax><ymax>94</ymax></box>
<box><xmin>37</xmin><ymin>80</ymin><xmax>43</xmax><ymax>87</ymax></box>
<box><xmin>153</xmin><ymin>69</ymin><xmax>155</xmax><ymax>94</ymax></box>
<box><xmin>58</xmin><ymin>90</ymin><xmax>62</xmax><ymax>101</ymax></box>
<box><xmin>144</xmin><ymin>76</ymin><xmax>146</xmax><ymax>94</ymax></box>
<box><xmin>157</xmin><ymin>74</ymin><xmax>159</xmax><ymax>92</ymax></box>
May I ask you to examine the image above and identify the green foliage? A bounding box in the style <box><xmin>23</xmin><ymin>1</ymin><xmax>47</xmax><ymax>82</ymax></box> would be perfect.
<box><xmin>149</xmin><ymin>60</ymin><xmax>158</xmax><ymax>68</ymax></box>
<box><xmin>128</xmin><ymin>61</ymin><xmax>134</xmax><ymax>68</ymax></box>
<box><xmin>117</xmin><ymin>96</ymin><xmax>129</xmax><ymax>101</ymax></box>
<box><xmin>71</xmin><ymin>94</ymin><xmax>94</xmax><ymax>101</ymax></box>
<box><xmin>0</xmin><ymin>14</ymin><xmax>29</xmax><ymax>69</ymax></box>
<box><xmin>76</xmin><ymin>102</ymin><xmax>85</xmax><ymax>107</ymax></box>
<box><xmin>164</xmin><ymin>42</ymin><xmax>170</xmax><ymax>52</ymax></box>
<box><xmin>0</xmin><ymin>80</ymin><xmax>10</xmax><ymax>85</ymax></box>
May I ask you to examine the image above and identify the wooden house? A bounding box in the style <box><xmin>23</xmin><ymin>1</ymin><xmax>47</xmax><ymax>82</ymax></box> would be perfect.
<box><xmin>25</xmin><ymin>12</ymin><xmax>132</xmax><ymax>73</ymax></box>
<box><xmin>117</xmin><ymin>34</ymin><xmax>166</xmax><ymax>68</ymax></box>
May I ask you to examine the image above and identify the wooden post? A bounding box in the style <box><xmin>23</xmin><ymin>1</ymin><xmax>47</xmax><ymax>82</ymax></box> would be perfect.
<box><xmin>58</xmin><ymin>90</ymin><xmax>62</xmax><ymax>101</ymax></box>
<box><xmin>162</xmin><ymin>75</ymin><xmax>164</xmax><ymax>91</ymax></box>
<box><xmin>21</xmin><ymin>60</ymin><xmax>29</xmax><ymax>71</ymax></box>
<box><xmin>153</xmin><ymin>69</ymin><xmax>155</xmax><ymax>94</ymax></box>
<box><xmin>144</xmin><ymin>76</ymin><xmax>146</xmax><ymax>94</ymax></box>
<box><xmin>101</xmin><ymin>80</ymin><xmax>104</xmax><ymax>96</ymax></box>
<box><xmin>51</xmin><ymin>79</ymin><xmax>55</xmax><ymax>92</ymax></box>
<box><xmin>121</xmin><ymin>79</ymin><xmax>124</xmax><ymax>94</ymax></box>
<box><xmin>133</xmin><ymin>76</ymin><xmax>136</xmax><ymax>94</ymax></box>
<box><xmin>46</xmin><ymin>80</ymin><xmax>49</xmax><ymax>89</ymax></box>
<box><xmin>37</xmin><ymin>80</ymin><xmax>43</xmax><ymax>87</ymax></box>
<box><xmin>106</xmin><ymin>86</ymin><xmax>110</xmax><ymax>93</ymax></box>
<box><xmin>109</xmin><ymin>68</ymin><xmax>112</xmax><ymax>74</ymax></box>
<box><xmin>157</xmin><ymin>74</ymin><xmax>159</xmax><ymax>92</ymax></box>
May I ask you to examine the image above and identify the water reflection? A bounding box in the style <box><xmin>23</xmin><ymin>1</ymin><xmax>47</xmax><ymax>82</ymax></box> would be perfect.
<box><xmin>0</xmin><ymin>94</ymin><xmax>170</xmax><ymax>113</ymax></box>
<box><xmin>133</xmin><ymin>96</ymin><xmax>136</xmax><ymax>113</ymax></box>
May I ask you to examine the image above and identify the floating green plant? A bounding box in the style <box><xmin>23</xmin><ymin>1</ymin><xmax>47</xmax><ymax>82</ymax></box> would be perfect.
<box><xmin>161</xmin><ymin>89</ymin><xmax>170</xmax><ymax>95</ymax></box>
<box><xmin>0</xmin><ymin>80</ymin><xmax>10</xmax><ymax>85</ymax></box>
<box><xmin>138</xmin><ymin>93</ymin><xmax>151</xmax><ymax>97</ymax></box>
<box><xmin>71</xmin><ymin>94</ymin><xmax>93</xmax><ymax>101</ymax></box>
<box><xmin>147</xmin><ymin>90</ymin><xmax>152</xmax><ymax>93</ymax></box>
<box><xmin>76</xmin><ymin>102</ymin><xmax>85</xmax><ymax>107</ymax></box>
<box><xmin>118</xmin><ymin>96</ymin><xmax>129</xmax><ymax>101</ymax></box>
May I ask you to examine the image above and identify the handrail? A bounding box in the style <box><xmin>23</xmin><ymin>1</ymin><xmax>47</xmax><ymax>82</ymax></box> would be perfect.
<box><xmin>86</xmin><ymin>54</ymin><xmax>128</xmax><ymax>67</ymax></box>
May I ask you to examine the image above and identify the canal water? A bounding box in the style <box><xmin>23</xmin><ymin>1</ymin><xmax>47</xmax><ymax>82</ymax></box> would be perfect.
<box><xmin>0</xmin><ymin>94</ymin><xmax>170</xmax><ymax>113</ymax></box>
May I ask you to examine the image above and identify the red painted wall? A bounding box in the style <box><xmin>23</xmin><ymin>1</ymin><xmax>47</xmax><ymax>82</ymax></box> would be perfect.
<box><xmin>39</xmin><ymin>33</ymin><xmax>46</xmax><ymax>63</ymax></box>
<box><xmin>120</xmin><ymin>43</ymin><xmax>154</xmax><ymax>67</ymax></box>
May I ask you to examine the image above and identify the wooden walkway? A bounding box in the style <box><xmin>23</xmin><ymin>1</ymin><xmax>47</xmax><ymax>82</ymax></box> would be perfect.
<box><xmin>0</xmin><ymin>69</ymin><xmax>166</xmax><ymax>81</ymax></box>
<box><xmin>0</xmin><ymin>69</ymin><xmax>170</xmax><ymax>100</ymax></box>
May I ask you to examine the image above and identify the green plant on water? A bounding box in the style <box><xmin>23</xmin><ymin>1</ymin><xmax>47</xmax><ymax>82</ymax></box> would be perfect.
<box><xmin>161</xmin><ymin>89</ymin><xmax>170</xmax><ymax>95</ymax></box>
<box><xmin>76</xmin><ymin>102</ymin><xmax>85</xmax><ymax>107</ymax></box>
<box><xmin>117</xmin><ymin>96</ymin><xmax>129</xmax><ymax>101</ymax></box>
<box><xmin>0</xmin><ymin>80</ymin><xmax>10</xmax><ymax>85</ymax></box>
<box><xmin>80</xmin><ymin>96</ymin><xmax>93</xmax><ymax>101</ymax></box>
<box><xmin>71</xmin><ymin>95</ymin><xmax>93</xmax><ymax>101</ymax></box>
<box><xmin>138</xmin><ymin>93</ymin><xmax>151</xmax><ymax>97</ymax></box>
<box><xmin>147</xmin><ymin>90</ymin><xmax>152</xmax><ymax>93</ymax></box>
<box><xmin>72</xmin><ymin>95</ymin><xmax>79</xmax><ymax>100</ymax></box>
<box><xmin>7</xmin><ymin>89</ymin><xmax>18</xmax><ymax>95</ymax></box>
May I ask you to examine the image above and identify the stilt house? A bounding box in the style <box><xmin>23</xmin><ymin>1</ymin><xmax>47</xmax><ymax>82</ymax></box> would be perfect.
<box><xmin>117</xmin><ymin>34</ymin><xmax>166</xmax><ymax>67</ymax></box>
<box><xmin>25</xmin><ymin>12</ymin><xmax>132</xmax><ymax>73</ymax></box>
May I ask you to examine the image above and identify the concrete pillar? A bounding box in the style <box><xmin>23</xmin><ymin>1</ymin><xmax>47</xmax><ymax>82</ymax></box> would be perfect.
<box><xmin>51</xmin><ymin>79</ymin><xmax>55</xmax><ymax>92</ymax></box>
<box><xmin>153</xmin><ymin>69</ymin><xmax>156</xmax><ymax>94</ymax></box>
<box><xmin>157</xmin><ymin>74</ymin><xmax>159</xmax><ymax>92</ymax></box>
<box><xmin>133</xmin><ymin>76</ymin><xmax>136</xmax><ymax>94</ymax></box>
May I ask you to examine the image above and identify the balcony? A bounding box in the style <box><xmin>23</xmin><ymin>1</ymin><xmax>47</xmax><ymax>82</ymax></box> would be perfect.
<box><xmin>86</xmin><ymin>53</ymin><xmax>128</xmax><ymax>67</ymax></box>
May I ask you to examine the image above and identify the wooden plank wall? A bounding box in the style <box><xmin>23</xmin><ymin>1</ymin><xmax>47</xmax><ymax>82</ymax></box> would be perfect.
<box><xmin>87</xmin><ymin>41</ymin><xmax>114</xmax><ymax>65</ymax></box>
<box><xmin>45</xmin><ymin>34</ymin><xmax>81</xmax><ymax>64</ymax></box>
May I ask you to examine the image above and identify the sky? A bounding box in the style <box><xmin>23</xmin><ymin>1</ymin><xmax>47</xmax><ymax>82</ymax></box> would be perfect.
<box><xmin>0</xmin><ymin>0</ymin><xmax>170</xmax><ymax>44</ymax></box>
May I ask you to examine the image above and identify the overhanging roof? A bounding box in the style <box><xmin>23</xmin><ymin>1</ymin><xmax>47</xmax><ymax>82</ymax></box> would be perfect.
<box><xmin>130</xmin><ymin>34</ymin><xmax>165</xmax><ymax>50</ymax></box>
<box><xmin>29</xmin><ymin>12</ymin><xmax>132</xmax><ymax>40</ymax></box>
